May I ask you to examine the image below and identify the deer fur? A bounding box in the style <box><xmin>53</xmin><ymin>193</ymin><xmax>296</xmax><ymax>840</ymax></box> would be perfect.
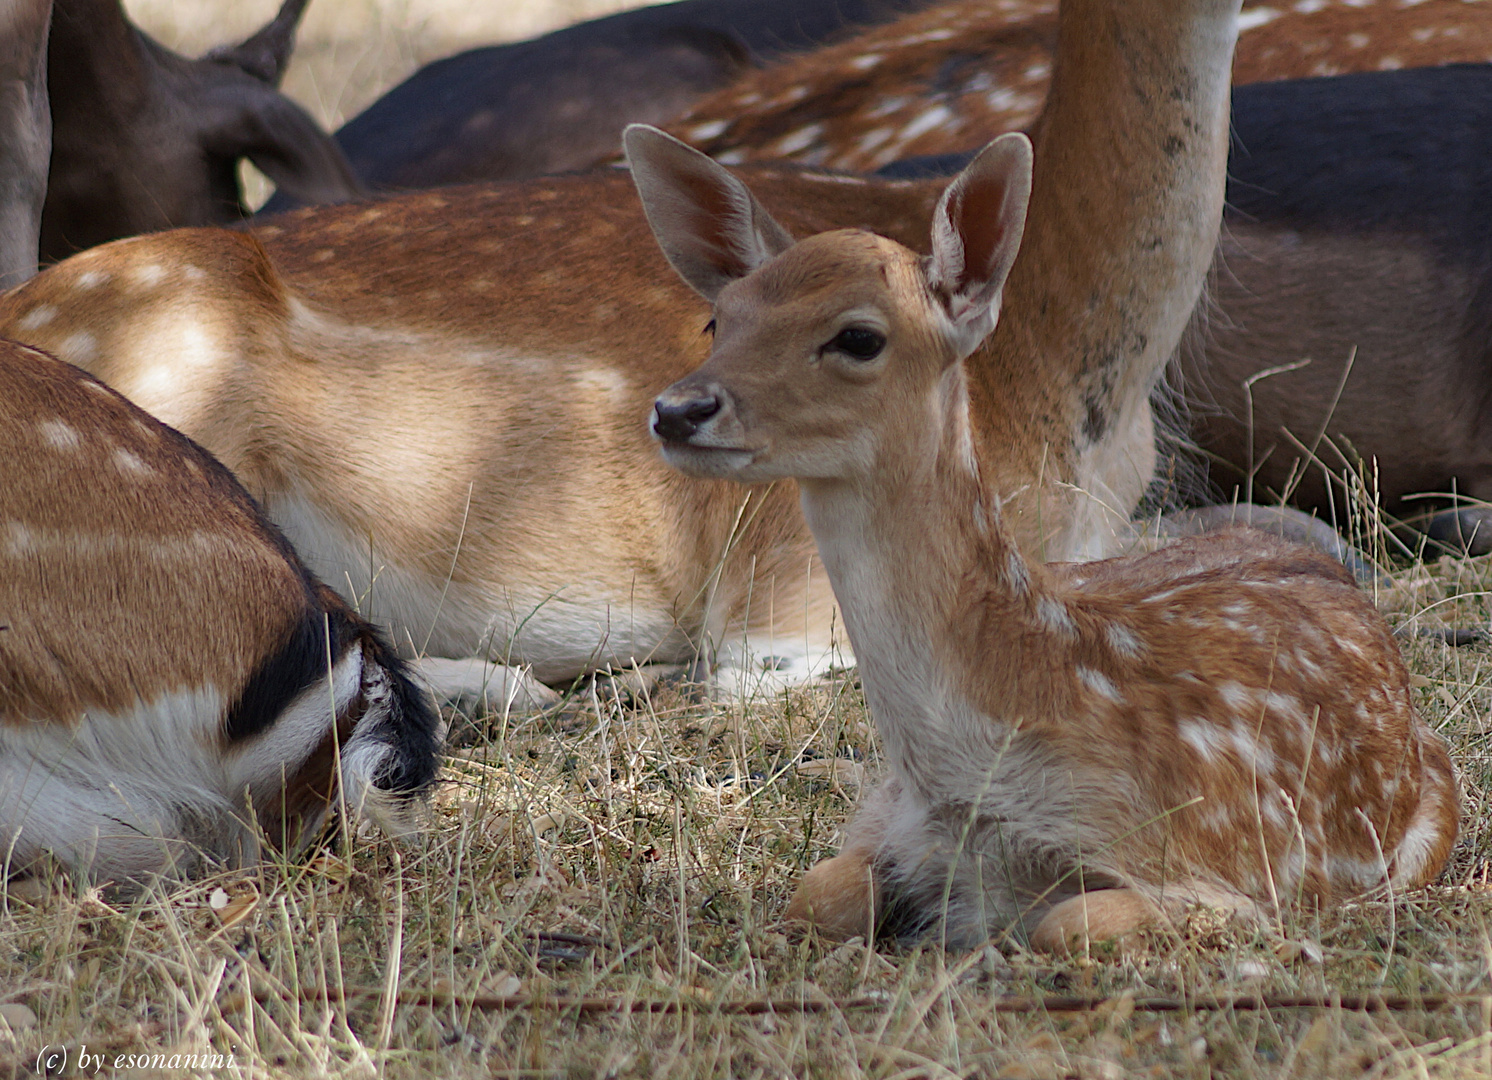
<box><xmin>41</xmin><ymin>0</ymin><xmax>361</xmax><ymax>263</ymax></box>
<box><xmin>664</xmin><ymin>0</ymin><xmax>1492</xmax><ymax>174</ymax></box>
<box><xmin>0</xmin><ymin>0</ymin><xmax>51</xmax><ymax>288</ymax></box>
<box><xmin>0</xmin><ymin>339</ymin><xmax>441</xmax><ymax>882</ymax></box>
<box><xmin>267</xmin><ymin>0</ymin><xmax>942</xmax><ymax>207</ymax></box>
<box><xmin>0</xmin><ymin>0</ymin><xmax>1237</xmax><ymax>704</ymax></box>
<box><xmin>633</xmin><ymin>126</ymin><xmax>1459</xmax><ymax>950</ymax></box>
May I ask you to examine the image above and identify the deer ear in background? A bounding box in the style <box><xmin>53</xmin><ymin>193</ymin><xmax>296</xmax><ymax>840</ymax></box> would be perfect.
<box><xmin>625</xmin><ymin>123</ymin><xmax>794</xmax><ymax>302</ymax></box>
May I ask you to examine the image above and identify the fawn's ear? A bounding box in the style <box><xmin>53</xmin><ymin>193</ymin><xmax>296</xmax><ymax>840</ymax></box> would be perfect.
<box><xmin>625</xmin><ymin>124</ymin><xmax>795</xmax><ymax>302</ymax></box>
<box><xmin>926</xmin><ymin>132</ymin><xmax>1033</xmax><ymax>359</ymax></box>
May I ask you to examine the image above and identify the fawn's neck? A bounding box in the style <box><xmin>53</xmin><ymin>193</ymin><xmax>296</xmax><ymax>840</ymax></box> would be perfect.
<box><xmin>798</xmin><ymin>370</ymin><xmax>1063</xmax><ymax>778</ymax></box>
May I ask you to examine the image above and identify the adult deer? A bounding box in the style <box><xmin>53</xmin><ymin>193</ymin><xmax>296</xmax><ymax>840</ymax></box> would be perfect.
<box><xmin>42</xmin><ymin>0</ymin><xmax>361</xmax><ymax>262</ymax></box>
<box><xmin>0</xmin><ymin>339</ymin><xmax>441</xmax><ymax>882</ymax></box>
<box><xmin>0</xmin><ymin>0</ymin><xmax>1239</xmax><ymax>704</ymax></box>
<box><xmin>633</xmin><ymin>126</ymin><xmax>1459</xmax><ymax>950</ymax></box>
<box><xmin>267</xmin><ymin>0</ymin><xmax>941</xmax><ymax>204</ymax></box>
<box><xmin>668</xmin><ymin>0</ymin><xmax>1492</xmax><ymax>173</ymax></box>
<box><xmin>0</xmin><ymin>0</ymin><xmax>51</xmax><ymax>288</ymax></box>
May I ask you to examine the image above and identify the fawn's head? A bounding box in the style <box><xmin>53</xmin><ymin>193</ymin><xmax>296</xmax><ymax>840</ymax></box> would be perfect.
<box><xmin>628</xmin><ymin>125</ymin><xmax>1032</xmax><ymax>484</ymax></box>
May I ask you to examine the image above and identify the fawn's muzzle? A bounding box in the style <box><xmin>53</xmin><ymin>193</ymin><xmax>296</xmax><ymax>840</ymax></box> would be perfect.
<box><xmin>651</xmin><ymin>392</ymin><xmax>722</xmax><ymax>443</ymax></box>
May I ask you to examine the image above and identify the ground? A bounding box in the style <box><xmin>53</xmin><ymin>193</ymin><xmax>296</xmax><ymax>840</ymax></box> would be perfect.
<box><xmin>3</xmin><ymin>526</ymin><xmax>1492</xmax><ymax>1078</ymax></box>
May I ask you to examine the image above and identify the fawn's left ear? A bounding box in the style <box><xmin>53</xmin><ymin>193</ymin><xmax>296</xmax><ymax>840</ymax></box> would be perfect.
<box><xmin>625</xmin><ymin>124</ymin><xmax>795</xmax><ymax>303</ymax></box>
<box><xmin>926</xmin><ymin>132</ymin><xmax>1033</xmax><ymax>359</ymax></box>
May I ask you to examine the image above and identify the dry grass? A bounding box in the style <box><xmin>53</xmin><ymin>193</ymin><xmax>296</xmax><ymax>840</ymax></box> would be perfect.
<box><xmin>4</xmin><ymin>533</ymin><xmax>1492</xmax><ymax>1078</ymax></box>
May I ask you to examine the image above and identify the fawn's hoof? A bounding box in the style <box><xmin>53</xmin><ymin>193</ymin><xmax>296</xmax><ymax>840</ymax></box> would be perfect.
<box><xmin>784</xmin><ymin>851</ymin><xmax>877</xmax><ymax>940</ymax></box>
<box><xmin>1029</xmin><ymin>889</ymin><xmax>1160</xmax><ymax>954</ymax></box>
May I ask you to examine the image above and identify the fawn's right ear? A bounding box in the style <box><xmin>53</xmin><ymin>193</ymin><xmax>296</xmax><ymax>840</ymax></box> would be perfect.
<box><xmin>625</xmin><ymin>124</ymin><xmax>795</xmax><ymax>302</ymax></box>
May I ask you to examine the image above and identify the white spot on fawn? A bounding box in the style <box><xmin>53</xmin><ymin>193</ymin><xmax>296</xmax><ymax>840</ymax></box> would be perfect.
<box><xmin>131</xmin><ymin>264</ymin><xmax>165</xmax><ymax>287</ymax></box>
<box><xmin>897</xmin><ymin>105</ymin><xmax>955</xmax><ymax>144</ymax></box>
<box><xmin>1078</xmin><ymin>666</ymin><xmax>1124</xmax><ymax>704</ymax></box>
<box><xmin>1105</xmin><ymin>623</ymin><xmax>1143</xmax><ymax>657</ymax></box>
<box><xmin>1237</xmin><ymin>7</ymin><xmax>1281</xmax><ymax>31</ymax></box>
<box><xmin>74</xmin><ymin>270</ymin><xmax>108</xmax><ymax>290</ymax></box>
<box><xmin>38</xmin><ymin>419</ymin><xmax>81</xmax><ymax>450</ymax></box>
<box><xmin>1180</xmin><ymin>719</ymin><xmax>1228</xmax><ymax>763</ymax></box>
<box><xmin>1037</xmin><ymin>597</ymin><xmax>1075</xmax><ymax>636</ymax></box>
<box><xmin>687</xmin><ymin>120</ymin><xmax>730</xmax><ymax>142</ymax></box>
<box><xmin>773</xmin><ymin>124</ymin><xmax>826</xmax><ymax>156</ymax></box>
<box><xmin>112</xmin><ymin>449</ymin><xmax>152</xmax><ymax>477</ymax></box>
<box><xmin>17</xmin><ymin>306</ymin><xmax>54</xmax><ymax>330</ymax></box>
<box><xmin>3</xmin><ymin>522</ymin><xmax>36</xmax><ymax>555</ymax></box>
<box><xmin>58</xmin><ymin>332</ymin><xmax>97</xmax><ymax>364</ymax></box>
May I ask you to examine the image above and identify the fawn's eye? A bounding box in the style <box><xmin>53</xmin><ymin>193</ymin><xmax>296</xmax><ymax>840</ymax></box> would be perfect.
<box><xmin>828</xmin><ymin>327</ymin><xmax>886</xmax><ymax>361</ymax></box>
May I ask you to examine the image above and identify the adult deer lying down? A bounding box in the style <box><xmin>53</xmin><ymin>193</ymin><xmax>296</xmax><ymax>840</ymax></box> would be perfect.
<box><xmin>272</xmin><ymin>0</ymin><xmax>940</xmax><ymax>203</ymax></box>
<box><xmin>0</xmin><ymin>340</ymin><xmax>440</xmax><ymax>882</ymax></box>
<box><xmin>668</xmin><ymin>0</ymin><xmax>1492</xmax><ymax>174</ymax></box>
<box><xmin>633</xmin><ymin>127</ymin><xmax>1460</xmax><ymax>950</ymax></box>
<box><xmin>0</xmin><ymin>0</ymin><xmax>1237</xmax><ymax>705</ymax></box>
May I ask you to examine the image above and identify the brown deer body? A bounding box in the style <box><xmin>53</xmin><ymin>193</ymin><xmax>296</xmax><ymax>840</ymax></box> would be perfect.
<box><xmin>633</xmin><ymin>127</ymin><xmax>1459</xmax><ymax>949</ymax></box>
<box><xmin>0</xmin><ymin>0</ymin><xmax>1237</xmax><ymax>701</ymax></box>
<box><xmin>668</xmin><ymin>0</ymin><xmax>1492</xmax><ymax>174</ymax></box>
<box><xmin>0</xmin><ymin>340</ymin><xmax>440</xmax><ymax>881</ymax></box>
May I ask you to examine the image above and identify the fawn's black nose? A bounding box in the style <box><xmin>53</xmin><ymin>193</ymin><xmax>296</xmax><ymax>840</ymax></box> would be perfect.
<box><xmin>652</xmin><ymin>393</ymin><xmax>721</xmax><ymax>442</ymax></box>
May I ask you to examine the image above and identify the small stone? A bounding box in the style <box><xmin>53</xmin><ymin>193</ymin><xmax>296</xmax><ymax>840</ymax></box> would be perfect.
<box><xmin>0</xmin><ymin>1003</ymin><xmax>38</xmax><ymax>1032</ymax></box>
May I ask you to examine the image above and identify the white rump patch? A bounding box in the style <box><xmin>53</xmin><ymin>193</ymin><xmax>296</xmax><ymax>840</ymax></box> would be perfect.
<box><xmin>0</xmin><ymin>686</ymin><xmax>241</xmax><ymax>880</ymax></box>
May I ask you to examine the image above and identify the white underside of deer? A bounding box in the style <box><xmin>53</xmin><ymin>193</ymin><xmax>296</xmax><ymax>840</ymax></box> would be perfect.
<box><xmin>627</xmin><ymin>115</ymin><xmax>1459</xmax><ymax>950</ymax></box>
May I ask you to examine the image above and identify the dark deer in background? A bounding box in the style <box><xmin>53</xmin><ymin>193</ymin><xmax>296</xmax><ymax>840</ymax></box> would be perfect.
<box><xmin>262</xmin><ymin>0</ymin><xmax>942</xmax><ymax>209</ymax></box>
<box><xmin>0</xmin><ymin>0</ymin><xmax>51</xmax><ymax>287</ymax></box>
<box><xmin>42</xmin><ymin>0</ymin><xmax>361</xmax><ymax>262</ymax></box>
<box><xmin>1185</xmin><ymin>63</ymin><xmax>1492</xmax><ymax>553</ymax></box>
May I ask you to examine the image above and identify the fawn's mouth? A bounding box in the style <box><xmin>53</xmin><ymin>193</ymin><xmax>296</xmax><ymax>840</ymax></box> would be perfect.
<box><xmin>656</xmin><ymin>440</ymin><xmax>758</xmax><ymax>478</ymax></box>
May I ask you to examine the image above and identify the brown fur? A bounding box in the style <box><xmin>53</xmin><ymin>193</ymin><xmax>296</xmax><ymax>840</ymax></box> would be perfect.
<box><xmin>0</xmin><ymin>338</ymin><xmax>441</xmax><ymax>879</ymax></box>
<box><xmin>0</xmin><ymin>0</ymin><xmax>1233</xmax><ymax>689</ymax></box>
<box><xmin>639</xmin><ymin>159</ymin><xmax>1458</xmax><ymax>949</ymax></box>
<box><xmin>0</xmin><ymin>337</ymin><xmax>312</xmax><ymax>723</ymax></box>
<box><xmin>666</xmin><ymin>0</ymin><xmax>1492</xmax><ymax>174</ymax></box>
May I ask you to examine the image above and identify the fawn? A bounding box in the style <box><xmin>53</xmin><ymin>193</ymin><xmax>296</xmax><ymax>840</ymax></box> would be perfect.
<box><xmin>629</xmin><ymin>124</ymin><xmax>1459</xmax><ymax>950</ymax></box>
